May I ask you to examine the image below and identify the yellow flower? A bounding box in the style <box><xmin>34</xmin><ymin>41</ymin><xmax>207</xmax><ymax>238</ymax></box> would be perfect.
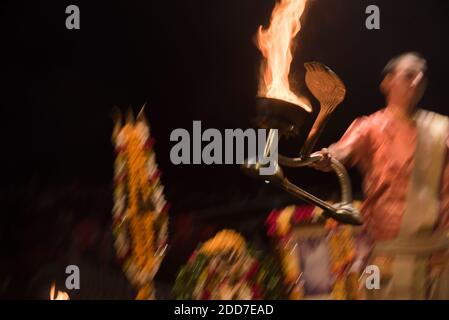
<box><xmin>276</xmin><ymin>206</ymin><xmax>295</xmax><ymax>237</ymax></box>
<box><xmin>200</xmin><ymin>230</ymin><xmax>246</xmax><ymax>255</ymax></box>
<box><xmin>114</xmin><ymin>121</ymin><xmax>168</xmax><ymax>299</ymax></box>
<box><xmin>289</xmin><ymin>286</ymin><xmax>304</xmax><ymax>300</ymax></box>
<box><xmin>136</xmin><ymin>284</ymin><xmax>153</xmax><ymax>300</ymax></box>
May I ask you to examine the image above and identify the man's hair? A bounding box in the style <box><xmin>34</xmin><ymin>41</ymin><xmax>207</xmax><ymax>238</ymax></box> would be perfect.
<box><xmin>382</xmin><ymin>52</ymin><xmax>427</xmax><ymax>76</ymax></box>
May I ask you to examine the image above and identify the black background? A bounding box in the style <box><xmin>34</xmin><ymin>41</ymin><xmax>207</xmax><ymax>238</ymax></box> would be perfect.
<box><xmin>1</xmin><ymin>0</ymin><xmax>449</xmax><ymax>299</ymax></box>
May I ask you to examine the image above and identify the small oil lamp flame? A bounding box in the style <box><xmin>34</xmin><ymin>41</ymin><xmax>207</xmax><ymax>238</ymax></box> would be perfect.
<box><xmin>256</xmin><ymin>0</ymin><xmax>310</xmax><ymax>112</ymax></box>
<box><xmin>49</xmin><ymin>283</ymin><xmax>70</xmax><ymax>300</ymax></box>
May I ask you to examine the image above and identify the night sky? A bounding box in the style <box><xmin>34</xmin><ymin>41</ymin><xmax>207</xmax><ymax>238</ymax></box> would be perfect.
<box><xmin>1</xmin><ymin>0</ymin><xmax>449</xmax><ymax>298</ymax></box>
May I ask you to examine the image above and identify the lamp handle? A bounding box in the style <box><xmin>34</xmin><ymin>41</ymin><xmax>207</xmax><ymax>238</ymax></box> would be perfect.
<box><xmin>277</xmin><ymin>153</ymin><xmax>361</xmax><ymax>225</ymax></box>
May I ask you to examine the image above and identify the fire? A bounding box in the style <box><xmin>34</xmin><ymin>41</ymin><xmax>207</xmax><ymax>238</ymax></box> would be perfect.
<box><xmin>49</xmin><ymin>283</ymin><xmax>70</xmax><ymax>300</ymax></box>
<box><xmin>256</xmin><ymin>0</ymin><xmax>311</xmax><ymax>112</ymax></box>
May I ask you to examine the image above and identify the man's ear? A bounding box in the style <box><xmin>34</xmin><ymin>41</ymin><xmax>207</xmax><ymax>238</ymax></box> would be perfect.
<box><xmin>380</xmin><ymin>73</ymin><xmax>393</xmax><ymax>96</ymax></box>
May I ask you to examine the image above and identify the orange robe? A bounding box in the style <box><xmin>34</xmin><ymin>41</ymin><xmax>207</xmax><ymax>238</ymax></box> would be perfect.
<box><xmin>329</xmin><ymin>108</ymin><xmax>449</xmax><ymax>241</ymax></box>
<box><xmin>329</xmin><ymin>108</ymin><xmax>449</xmax><ymax>299</ymax></box>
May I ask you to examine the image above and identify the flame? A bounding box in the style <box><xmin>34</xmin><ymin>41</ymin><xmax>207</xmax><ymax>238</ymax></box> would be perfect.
<box><xmin>256</xmin><ymin>0</ymin><xmax>311</xmax><ymax>112</ymax></box>
<box><xmin>49</xmin><ymin>283</ymin><xmax>70</xmax><ymax>300</ymax></box>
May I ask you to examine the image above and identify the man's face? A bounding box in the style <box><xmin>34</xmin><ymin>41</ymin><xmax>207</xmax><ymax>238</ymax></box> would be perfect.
<box><xmin>384</xmin><ymin>55</ymin><xmax>427</xmax><ymax>109</ymax></box>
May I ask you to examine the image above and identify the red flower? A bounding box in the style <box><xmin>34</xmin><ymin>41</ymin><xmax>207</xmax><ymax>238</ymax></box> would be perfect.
<box><xmin>279</xmin><ymin>236</ymin><xmax>290</xmax><ymax>247</ymax></box>
<box><xmin>117</xmin><ymin>247</ymin><xmax>132</xmax><ymax>265</ymax></box>
<box><xmin>201</xmin><ymin>290</ymin><xmax>211</xmax><ymax>300</ymax></box>
<box><xmin>144</xmin><ymin>138</ymin><xmax>155</xmax><ymax>150</ymax></box>
<box><xmin>292</xmin><ymin>205</ymin><xmax>315</xmax><ymax>223</ymax></box>
<box><xmin>244</xmin><ymin>262</ymin><xmax>260</xmax><ymax>281</ymax></box>
<box><xmin>113</xmin><ymin>173</ymin><xmax>127</xmax><ymax>185</ymax></box>
<box><xmin>266</xmin><ymin>210</ymin><xmax>280</xmax><ymax>236</ymax></box>
<box><xmin>115</xmin><ymin>145</ymin><xmax>127</xmax><ymax>154</ymax></box>
<box><xmin>266</xmin><ymin>210</ymin><xmax>280</xmax><ymax>224</ymax></box>
<box><xmin>188</xmin><ymin>251</ymin><xmax>198</xmax><ymax>264</ymax></box>
<box><xmin>252</xmin><ymin>283</ymin><xmax>263</xmax><ymax>299</ymax></box>
<box><xmin>162</xmin><ymin>202</ymin><xmax>171</xmax><ymax>213</ymax></box>
<box><xmin>267</xmin><ymin>225</ymin><xmax>277</xmax><ymax>236</ymax></box>
<box><xmin>150</xmin><ymin>170</ymin><xmax>161</xmax><ymax>181</ymax></box>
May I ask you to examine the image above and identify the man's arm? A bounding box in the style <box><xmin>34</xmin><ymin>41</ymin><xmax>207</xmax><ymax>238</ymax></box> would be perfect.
<box><xmin>312</xmin><ymin>116</ymin><xmax>370</xmax><ymax>171</ymax></box>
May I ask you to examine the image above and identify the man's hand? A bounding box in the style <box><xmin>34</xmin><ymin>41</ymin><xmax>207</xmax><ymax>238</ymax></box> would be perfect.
<box><xmin>310</xmin><ymin>148</ymin><xmax>333</xmax><ymax>172</ymax></box>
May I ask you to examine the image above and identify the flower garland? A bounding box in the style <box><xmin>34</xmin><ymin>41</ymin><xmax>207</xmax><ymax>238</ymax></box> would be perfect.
<box><xmin>325</xmin><ymin>220</ymin><xmax>357</xmax><ymax>300</ymax></box>
<box><xmin>266</xmin><ymin>205</ymin><xmax>319</xmax><ymax>299</ymax></box>
<box><xmin>112</xmin><ymin>109</ymin><xmax>169</xmax><ymax>300</ymax></box>
<box><xmin>266</xmin><ymin>203</ymin><xmax>361</xmax><ymax>300</ymax></box>
<box><xmin>173</xmin><ymin>230</ymin><xmax>286</xmax><ymax>300</ymax></box>
<box><xmin>266</xmin><ymin>205</ymin><xmax>318</xmax><ymax>238</ymax></box>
